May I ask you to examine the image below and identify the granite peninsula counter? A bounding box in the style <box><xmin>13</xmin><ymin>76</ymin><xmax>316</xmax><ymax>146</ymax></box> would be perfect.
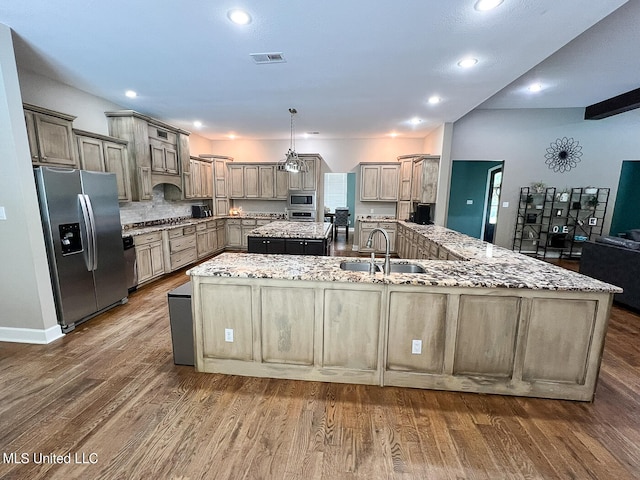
<box><xmin>188</xmin><ymin>223</ymin><xmax>621</xmax><ymax>401</ymax></box>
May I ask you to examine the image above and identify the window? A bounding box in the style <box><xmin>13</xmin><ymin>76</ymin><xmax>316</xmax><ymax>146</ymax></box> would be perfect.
<box><xmin>323</xmin><ymin>173</ymin><xmax>348</xmax><ymax>212</ymax></box>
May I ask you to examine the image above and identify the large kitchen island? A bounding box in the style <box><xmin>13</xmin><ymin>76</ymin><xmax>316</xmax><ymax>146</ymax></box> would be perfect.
<box><xmin>187</xmin><ymin>223</ymin><xmax>621</xmax><ymax>401</ymax></box>
<box><xmin>247</xmin><ymin>220</ymin><xmax>333</xmax><ymax>255</ymax></box>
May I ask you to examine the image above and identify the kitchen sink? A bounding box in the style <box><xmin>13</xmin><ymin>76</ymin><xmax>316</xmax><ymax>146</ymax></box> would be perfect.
<box><xmin>340</xmin><ymin>261</ymin><xmax>380</xmax><ymax>272</ymax></box>
<box><xmin>339</xmin><ymin>261</ymin><xmax>426</xmax><ymax>274</ymax></box>
<box><xmin>389</xmin><ymin>263</ymin><xmax>426</xmax><ymax>273</ymax></box>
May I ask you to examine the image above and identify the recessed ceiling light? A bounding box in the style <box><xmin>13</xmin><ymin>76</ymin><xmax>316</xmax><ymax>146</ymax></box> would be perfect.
<box><xmin>193</xmin><ymin>121</ymin><xmax>203</xmax><ymax>128</ymax></box>
<box><xmin>227</xmin><ymin>9</ymin><xmax>252</xmax><ymax>25</ymax></box>
<box><xmin>528</xmin><ymin>83</ymin><xmax>543</xmax><ymax>93</ymax></box>
<box><xmin>410</xmin><ymin>117</ymin><xmax>423</xmax><ymax>125</ymax></box>
<box><xmin>227</xmin><ymin>134</ymin><xmax>236</xmax><ymax>140</ymax></box>
<box><xmin>475</xmin><ymin>0</ymin><xmax>504</xmax><ymax>11</ymax></box>
<box><xmin>125</xmin><ymin>90</ymin><xmax>137</xmax><ymax>98</ymax></box>
<box><xmin>457</xmin><ymin>57</ymin><xmax>478</xmax><ymax>68</ymax></box>
<box><xmin>428</xmin><ymin>96</ymin><xmax>441</xmax><ymax>104</ymax></box>
<box><xmin>389</xmin><ymin>132</ymin><xmax>398</xmax><ymax>138</ymax></box>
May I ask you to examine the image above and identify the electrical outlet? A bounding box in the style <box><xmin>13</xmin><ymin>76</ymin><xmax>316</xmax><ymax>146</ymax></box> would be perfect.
<box><xmin>224</xmin><ymin>328</ymin><xmax>234</xmax><ymax>342</ymax></box>
<box><xmin>411</xmin><ymin>339</ymin><xmax>422</xmax><ymax>355</ymax></box>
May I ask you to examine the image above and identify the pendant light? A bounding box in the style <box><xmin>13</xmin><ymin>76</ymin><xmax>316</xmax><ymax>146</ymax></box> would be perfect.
<box><xmin>280</xmin><ymin>108</ymin><xmax>308</xmax><ymax>173</ymax></box>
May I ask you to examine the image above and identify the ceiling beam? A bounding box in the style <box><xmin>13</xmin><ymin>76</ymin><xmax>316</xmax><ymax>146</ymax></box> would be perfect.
<box><xmin>584</xmin><ymin>87</ymin><xmax>640</xmax><ymax>120</ymax></box>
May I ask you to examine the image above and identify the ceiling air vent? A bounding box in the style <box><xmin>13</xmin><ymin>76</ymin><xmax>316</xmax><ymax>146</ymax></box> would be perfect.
<box><xmin>250</xmin><ymin>52</ymin><xmax>286</xmax><ymax>64</ymax></box>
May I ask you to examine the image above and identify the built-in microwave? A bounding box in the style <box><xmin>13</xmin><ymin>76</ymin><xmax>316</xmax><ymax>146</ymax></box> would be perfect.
<box><xmin>287</xmin><ymin>191</ymin><xmax>316</xmax><ymax>210</ymax></box>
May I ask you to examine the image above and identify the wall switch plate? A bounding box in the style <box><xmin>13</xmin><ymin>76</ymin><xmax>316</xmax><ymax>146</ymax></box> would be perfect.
<box><xmin>466</xmin><ymin>199</ymin><xmax>473</xmax><ymax>205</ymax></box>
<box><xmin>411</xmin><ymin>339</ymin><xmax>422</xmax><ymax>355</ymax></box>
<box><xmin>0</xmin><ymin>206</ymin><xmax>5</xmax><ymax>220</ymax></box>
<box><xmin>502</xmin><ymin>201</ymin><xmax>509</xmax><ymax>208</ymax></box>
<box><xmin>224</xmin><ymin>328</ymin><xmax>234</xmax><ymax>342</ymax></box>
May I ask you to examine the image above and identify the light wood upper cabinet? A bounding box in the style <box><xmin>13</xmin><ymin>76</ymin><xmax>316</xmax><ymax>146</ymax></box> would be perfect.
<box><xmin>288</xmin><ymin>156</ymin><xmax>318</xmax><ymax>191</ymax></box>
<box><xmin>275</xmin><ymin>167</ymin><xmax>289</xmax><ymax>199</ymax></box>
<box><xmin>359</xmin><ymin>163</ymin><xmax>400</xmax><ymax>201</ymax></box>
<box><xmin>214</xmin><ymin>158</ymin><xmax>228</xmax><ymax>198</ymax></box>
<box><xmin>150</xmin><ymin>138</ymin><xmax>178</xmax><ymax>175</ymax></box>
<box><xmin>75</xmin><ymin>130</ymin><xmax>131</xmax><ymax>202</ymax></box>
<box><xmin>106</xmin><ymin>111</ymin><xmax>189</xmax><ymax>200</ymax></box>
<box><xmin>228</xmin><ymin>164</ymin><xmax>245</xmax><ymax>198</ymax></box>
<box><xmin>259</xmin><ymin>165</ymin><xmax>275</xmax><ymax>199</ymax></box>
<box><xmin>244</xmin><ymin>165</ymin><xmax>259</xmax><ymax>198</ymax></box>
<box><xmin>399</xmin><ymin>158</ymin><xmax>413</xmax><ymax>201</ymax></box>
<box><xmin>228</xmin><ymin>163</ymin><xmax>290</xmax><ymax>200</ymax></box>
<box><xmin>24</xmin><ymin>104</ymin><xmax>78</xmax><ymax>167</ymax></box>
<box><xmin>411</xmin><ymin>156</ymin><xmax>439</xmax><ymax>204</ymax></box>
<box><xmin>185</xmin><ymin>157</ymin><xmax>213</xmax><ymax>199</ymax></box>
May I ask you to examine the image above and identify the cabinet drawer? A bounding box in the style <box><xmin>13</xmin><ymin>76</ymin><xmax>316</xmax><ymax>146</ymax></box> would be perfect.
<box><xmin>196</xmin><ymin>223</ymin><xmax>207</xmax><ymax>231</ymax></box>
<box><xmin>256</xmin><ymin>219</ymin><xmax>271</xmax><ymax>226</ymax></box>
<box><xmin>438</xmin><ymin>249</ymin><xmax>448</xmax><ymax>259</ymax></box>
<box><xmin>206</xmin><ymin>221</ymin><xmax>217</xmax><ymax>229</ymax></box>
<box><xmin>170</xmin><ymin>234</ymin><xmax>196</xmax><ymax>253</ymax></box>
<box><xmin>241</xmin><ymin>219</ymin><xmax>257</xmax><ymax>226</ymax></box>
<box><xmin>227</xmin><ymin>219</ymin><xmax>241</xmax><ymax>226</ymax></box>
<box><xmin>169</xmin><ymin>225</ymin><xmax>197</xmax><ymax>237</ymax></box>
<box><xmin>134</xmin><ymin>231</ymin><xmax>162</xmax><ymax>245</ymax></box>
<box><xmin>379</xmin><ymin>222</ymin><xmax>396</xmax><ymax>229</ymax></box>
<box><xmin>170</xmin><ymin>247</ymin><xmax>197</xmax><ymax>270</ymax></box>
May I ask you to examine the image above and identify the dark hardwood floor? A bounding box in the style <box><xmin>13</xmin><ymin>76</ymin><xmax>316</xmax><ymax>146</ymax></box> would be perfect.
<box><xmin>1</xmin><ymin>243</ymin><xmax>639</xmax><ymax>479</ymax></box>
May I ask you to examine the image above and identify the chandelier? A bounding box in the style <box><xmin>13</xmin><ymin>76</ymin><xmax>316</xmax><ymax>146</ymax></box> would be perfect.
<box><xmin>279</xmin><ymin>108</ymin><xmax>308</xmax><ymax>173</ymax></box>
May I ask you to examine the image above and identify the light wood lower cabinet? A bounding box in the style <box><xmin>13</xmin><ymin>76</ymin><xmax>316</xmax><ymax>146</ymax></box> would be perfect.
<box><xmin>323</xmin><ymin>288</ymin><xmax>381</xmax><ymax>372</ymax></box>
<box><xmin>134</xmin><ymin>232</ymin><xmax>165</xmax><ymax>284</ymax></box>
<box><xmin>192</xmin><ymin>276</ymin><xmax>613</xmax><ymax>401</ymax></box>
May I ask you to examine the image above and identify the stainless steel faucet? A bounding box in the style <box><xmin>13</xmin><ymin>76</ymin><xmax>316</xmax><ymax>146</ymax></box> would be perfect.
<box><xmin>366</xmin><ymin>228</ymin><xmax>391</xmax><ymax>275</ymax></box>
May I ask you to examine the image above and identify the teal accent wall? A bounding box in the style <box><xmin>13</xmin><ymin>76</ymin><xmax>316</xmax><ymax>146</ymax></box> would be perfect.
<box><xmin>447</xmin><ymin>161</ymin><xmax>502</xmax><ymax>238</ymax></box>
<box><xmin>610</xmin><ymin>160</ymin><xmax>640</xmax><ymax>236</ymax></box>
<box><xmin>346</xmin><ymin>172</ymin><xmax>356</xmax><ymax>227</ymax></box>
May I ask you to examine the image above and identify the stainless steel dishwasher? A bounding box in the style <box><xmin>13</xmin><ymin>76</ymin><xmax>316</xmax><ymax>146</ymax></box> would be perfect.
<box><xmin>122</xmin><ymin>235</ymin><xmax>138</xmax><ymax>293</ymax></box>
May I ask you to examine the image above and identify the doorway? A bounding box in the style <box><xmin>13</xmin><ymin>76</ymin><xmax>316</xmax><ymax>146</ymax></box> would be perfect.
<box><xmin>483</xmin><ymin>166</ymin><xmax>502</xmax><ymax>243</ymax></box>
<box><xmin>610</xmin><ymin>160</ymin><xmax>640</xmax><ymax>236</ymax></box>
<box><xmin>446</xmin><ymin>160</ymin><xmax>503</xmax><ymax>241</ymax></box>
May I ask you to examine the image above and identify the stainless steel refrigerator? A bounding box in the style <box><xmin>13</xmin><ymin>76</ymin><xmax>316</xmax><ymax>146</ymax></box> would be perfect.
<box><xmin>34</xmin><ymin>167</ymin><xmax>128</xmax><ymax>332</ymax></box>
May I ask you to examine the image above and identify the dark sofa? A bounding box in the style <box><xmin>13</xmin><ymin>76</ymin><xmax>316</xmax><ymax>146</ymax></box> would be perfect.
<box><xmin>580</xmin><ymin>236</ymin><xmax>640</xmax><ymax>311</ymax></box>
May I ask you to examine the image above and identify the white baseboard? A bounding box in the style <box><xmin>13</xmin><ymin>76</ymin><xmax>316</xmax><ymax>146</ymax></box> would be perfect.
<box><xmin>0</xmin><ymin>325</ymin><xmax>64</xmax><ymax>344</ymax></box>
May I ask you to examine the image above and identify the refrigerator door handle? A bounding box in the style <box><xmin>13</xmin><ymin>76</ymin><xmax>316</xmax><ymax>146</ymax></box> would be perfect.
<box><xmin>83</xmin><ymin>194</ymin><xmax>98</xmax><ymax>271</ymax></box>
<box><xmin>78</xmin><ymin>194</ymin><xmax>98</xmax><ymax>271</ymax></box>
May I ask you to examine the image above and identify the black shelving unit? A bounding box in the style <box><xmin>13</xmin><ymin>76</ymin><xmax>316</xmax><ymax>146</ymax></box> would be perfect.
<box><xmin>513</xmin><ymin>186</ymin><xmax>609</xmax><ymax>259</ymax></box>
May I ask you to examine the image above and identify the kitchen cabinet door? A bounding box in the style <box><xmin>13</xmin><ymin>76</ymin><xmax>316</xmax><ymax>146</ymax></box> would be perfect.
<box><xmin>387</xmin><ymin>291</ymin><xmax>447</xmax><ymax>373</ymax></box>
<box><xmin>227</xmin><ymin>223</ymin><xmax>242</xmax><ymax>248</ymax></box>
<box><xmin>26</xmin><ymin>107</ymin><xmax>77</xmax><ymax>167</ymax></box>
<box><xmin>228</xmin><ymin>165</ymin><xmax>245</xmax><ymax>198</ymax></box>
<box><xmin>323</xmin><ymin>288</ymin><xmax>381</xmax><ymax>370</ymax></box>
<box><xmin>259</xmin><ymin>165</ymin><xmax>275</xmax><ymax>199</ymax></box>
<box><xmin>275</xmin><ymin>167</ymin><xmax>289</xmax><ymax>199</ymax></box>
<box><xmin>244</xmin><ymin>166</ymin><xmax>259</xmax><ymax>198</ymax></box>
<box><xmin>360</xmin><ymin>165</ymin><xmax>380</xmax><ymax>201</ymax></box>
<box><xmin>214</xmin><ymin>159</ymin><xmax>227</xmax><ymax>197</ymax></box>
<box><xmin>77</xmin><ymin>135</ymin><xmax>105</xmax><ymax>171</ymax></box>
<box><xmin>103</xmin><ymin>142</ymin><xmax>131</xmax><ymax>202</ymax></box>
<box><xmin>285</xmin><ymin>239</ymin><xmax>306</xmax><ymax>255</ymax></box>
<box><xmin>379</xmin><ymin>165</ymin><xmax>400</xmax><ymax>200</ymax></box>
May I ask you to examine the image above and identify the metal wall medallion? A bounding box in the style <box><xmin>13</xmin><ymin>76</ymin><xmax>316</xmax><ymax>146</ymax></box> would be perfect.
<box><xmin>544</xmin><ymin>137</ymin><xmax>582</xmax><ymax>173</ymax></box>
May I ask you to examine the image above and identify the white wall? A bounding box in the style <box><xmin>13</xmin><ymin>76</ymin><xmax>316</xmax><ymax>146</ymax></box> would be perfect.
<box><xmin>451</xmin><ymin>108</ymin><xmax>640</xmax><ymax>248</ymax></box>
<box><xmin>0</xmin><ymin>25</ymin><xmax>61</xmax><ymax>342</ymax></box>
<box><xmin>209</xmin><ymin>136</ymin><xmax>425</xmax><ymax>172</ymax></box>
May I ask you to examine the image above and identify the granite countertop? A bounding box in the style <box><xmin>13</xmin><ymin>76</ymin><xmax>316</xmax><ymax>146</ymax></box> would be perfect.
<box><xmin>122</xmin><ymin>214</ymin><xmax>284</xmax><ymax>237</ymax></box>
<box><xmin>188</xmin><ymin>221</ymin><xmax>622</xmax><ymax>293</ymax></box>
<box><xmin>247</xmin><ymin>221</ymin><xmax>333</xmax><ymax>239</ymax></box>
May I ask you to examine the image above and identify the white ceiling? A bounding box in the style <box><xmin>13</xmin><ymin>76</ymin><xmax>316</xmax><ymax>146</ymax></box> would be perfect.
<box><xmin>1</xmin><ymin>0</ymin><xmax>636</xmax><ymax>140</ymax></box>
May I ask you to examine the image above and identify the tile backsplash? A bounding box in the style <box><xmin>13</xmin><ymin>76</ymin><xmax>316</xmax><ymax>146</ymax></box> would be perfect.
<box><xmin>119</xmin><ymin>185</ymin><xmax>206</xmax><ymax>225</ymax></box>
